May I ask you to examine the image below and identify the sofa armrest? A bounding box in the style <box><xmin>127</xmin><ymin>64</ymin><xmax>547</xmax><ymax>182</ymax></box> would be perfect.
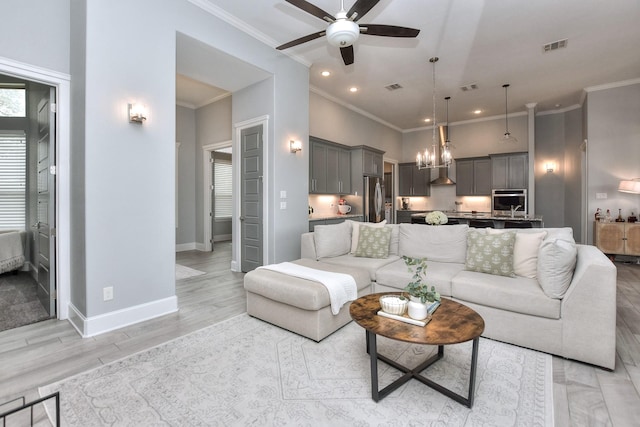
<box><xmin>301</xmin><ymin>232</ymin><xmax>317</xmax><ymax>260</ymax></box>
<box><xmin>561</xmin><ymin>244</ymin><xmax>617</xmax><ymax>369</ymax></box>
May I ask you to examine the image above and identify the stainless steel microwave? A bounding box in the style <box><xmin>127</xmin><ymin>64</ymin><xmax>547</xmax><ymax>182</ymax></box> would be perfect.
<box><xmin>492</xmin><ymin>189</ymin><xmax>527</xmax><ymax>217</ymax></box>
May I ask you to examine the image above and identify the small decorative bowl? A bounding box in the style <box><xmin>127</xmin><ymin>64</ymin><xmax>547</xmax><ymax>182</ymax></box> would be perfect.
<box><xmin>379</xmin><ymin>295</ymin><xmax>408</xmax><ymax>316</ymax></box>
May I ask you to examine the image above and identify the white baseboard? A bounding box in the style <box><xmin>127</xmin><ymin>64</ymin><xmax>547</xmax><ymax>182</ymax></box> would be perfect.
<box><xmin>214</xmin><ymin>234</ymin><xmax>232</xmax><ymax>242</ymax></box>
<box><xmin>195</xmin><ymin>242</ymin><xmax>208</xmax><ymax>251</ymax></box>
<box><xmin>176</xmin><ymin>242</ymin><xmax>197</xmax><ymax>252</ymax></box>
<box><xmin>67</xmin><ymin>296</ymin><xmax>179</xmax><ymax>338</ymax></box>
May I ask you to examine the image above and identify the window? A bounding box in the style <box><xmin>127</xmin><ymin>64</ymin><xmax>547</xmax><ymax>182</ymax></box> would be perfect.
<box><xmin>0</xmin><ymin>86</ymin><xmax>26</xmax><ymax>117</ymax></box>
<box><xmin>214</xmin><ymin>160</ymin><xmax>232</xmax><ymax>219</ymax></box>
<box><xmin>0</xmin><ymin>132</ymin><xmax>26</xmax><ymax>229</ymax></box>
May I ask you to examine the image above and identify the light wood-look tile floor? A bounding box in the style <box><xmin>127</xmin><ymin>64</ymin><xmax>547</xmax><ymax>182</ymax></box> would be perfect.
<box><xmin>0</xmin><ymin>245</ymin><xmax>638</xmax><ymax>426</ymax></box>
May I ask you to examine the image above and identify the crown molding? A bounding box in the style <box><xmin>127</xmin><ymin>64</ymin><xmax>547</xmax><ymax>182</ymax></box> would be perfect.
<box><xmin>536</xmin><ymin>104</ymin><xmax>582</xmax><ymax>116</ymax></box>
<box><xmin>310</xmin><ymin>85</ymin><xmax>402</xmax><ymax>133</ymax></box>
<box><xmin>187</xmin><ymin>0</ymin><xmax>311</xmax><ymax>68</ymax></box>
<box><xmin>584</xmin><ymin>77</ymin><xmax>640</xmax><ymax>93</ymax></box>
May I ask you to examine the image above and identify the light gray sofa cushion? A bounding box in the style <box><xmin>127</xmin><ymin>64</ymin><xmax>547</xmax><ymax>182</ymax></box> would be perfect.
<box><xmin>399</xmin><ymin>223</ymin><xmax>469</xmax><ymax>263</ymax></box>
<box><xmin>537</xmin><ymin>238</ymin><xmax>578</xmax><ymax>299</ymax></box>
<box><xmin>375</xmin><ymin>258</ymin><xmax>462</xmax><ymax>297</ymax></box>
<box><xmin>313</xmin><ymin>221</ymin><xmax>351</xmax><ymax>259</ymax></box>
<box><xmin>317</xmin><ymin>254</ymin><xmax>400</xmax><ymax>281</ymax></box>
<box><xmin>244</xmin><ymin>259</ymin><xmax>370</xmax><ymax>311</ymax></box>
<box><xmin>452</xmin><ymin>270</ymin><xmax>561</xmax><ymax>319</ymax></box>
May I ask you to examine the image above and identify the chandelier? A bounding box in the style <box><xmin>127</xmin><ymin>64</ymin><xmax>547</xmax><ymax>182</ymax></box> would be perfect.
<box><xmin>416</xmin><ymin>57</ymin><xmax>452</xmax><ymax>169</ymax></box>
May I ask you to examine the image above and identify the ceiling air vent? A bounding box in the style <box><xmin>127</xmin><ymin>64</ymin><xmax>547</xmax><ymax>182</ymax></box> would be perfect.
<box><xmin>385</xmin><ymin>83</ymin><xmax>403</xmax><ymax>91</ymax></box>
<box><xmin>460</xmin><ymin>83</ymin><xmax>478</xmax><ymax>92</ymax></box>
<box><xmin>543</xmin><ymin>38</ymin><xmax>568</xmax><ymax>52</ymax></box>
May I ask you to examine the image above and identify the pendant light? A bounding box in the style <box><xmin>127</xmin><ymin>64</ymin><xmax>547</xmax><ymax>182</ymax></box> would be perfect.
<box><xmin>499</xmin><ymin>83</ymin><xmax>518</xmax><ymax>143</ymax></box>
<box><xmin>416</xmin><ymin>57</ymin><xmax>451</xmax><ymax>169</ymax></box>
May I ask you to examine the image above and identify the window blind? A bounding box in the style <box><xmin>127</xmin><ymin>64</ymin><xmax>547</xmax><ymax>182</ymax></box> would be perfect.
<box><xmin>0</xmin><ymin>132</ymin><xmax>26</xmax><ymax>229</ymax></box>
<box><xmin>214</xmin><ymin>161</ymin><xmax>232</xmax><ymax>219</ymax></box>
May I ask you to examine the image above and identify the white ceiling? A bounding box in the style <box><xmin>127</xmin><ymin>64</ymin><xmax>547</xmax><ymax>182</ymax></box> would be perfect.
<box><xmin>178</xmin><ymin>0</ymin><xmax>640</xmax><ymax>131</ymax></box>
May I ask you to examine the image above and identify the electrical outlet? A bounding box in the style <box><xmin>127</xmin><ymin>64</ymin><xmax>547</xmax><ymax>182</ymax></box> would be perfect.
<box><xmin>103</xmin><ymin>286</ymin><xmax>113</xmax><ymax>301</ymax></box>
<box><xmin>280</xmin><ymin>190</ymin><xmax>287</xmax><ymax>199</ymax></box>
<box><xmin>280</xmin><ymin>201</ymin><xmax>287</xmax><ymax>210</ymax></box>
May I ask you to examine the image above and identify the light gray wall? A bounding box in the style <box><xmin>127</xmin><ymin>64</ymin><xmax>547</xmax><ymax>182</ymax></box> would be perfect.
<box><xmin>310</xmin><ymin>91</ymin><xmax>402</xmax><ymax>160</ymax></box>
<box><xmin>64</xmin><ymin>0</ymin><xmax>308</xmax><ymax>318</ymax></box>
<box><xmin>563</xmin><ymin>108</ymin><xmax>584</xmax><ymax>242</ymax></box>
<box><xmin>0</xmin><ymin>0</ymin><xmax>70</xmax><ymax>74</ymax></box>
<box><xmin>69</xmin><ymin>0</ymin><xmax>87</xmax><ymax>314</ymax></box>
<box><xmin>586</xmin><ymin>82</ymin><xmax>640</xmax><ymax>244</ymax></box>
<box><xmin>176</xmin><ymin>105</ymin><xmax>196</xmax><ymax>246</ymax></box>
<box><xmin>195</xmin><ymin>97</ymin><xmax>232</xmax><ymax>245</ymax></box>
<box><xmin>535</xmin><ymin>113</ymin><xmax>566</xmax><ymax>228</ymax></box>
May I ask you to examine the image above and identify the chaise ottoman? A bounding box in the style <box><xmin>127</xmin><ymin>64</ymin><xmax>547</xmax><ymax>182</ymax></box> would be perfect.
<box><xmin>244</xmin><ymin>259</ymin><xmax>372</xmax><ymax>341</ymax></box>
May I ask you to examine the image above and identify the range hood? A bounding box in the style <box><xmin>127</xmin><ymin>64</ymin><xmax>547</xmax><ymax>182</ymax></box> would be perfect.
<box><xmin>430</xmin><ymin>126</ymin><xmax>455</xmax><ymax>185</ymax></box>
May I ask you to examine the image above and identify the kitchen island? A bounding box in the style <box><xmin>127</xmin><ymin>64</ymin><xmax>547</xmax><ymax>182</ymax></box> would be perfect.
<box><xmin>410</xmin><ymin>211</ymin><xmax>544</xmax><ymax>228</ymax></box>
<box><xmin>308</xmin><ymin>213</ymin><xmax>363</xmax><ymax>232</ymax></box>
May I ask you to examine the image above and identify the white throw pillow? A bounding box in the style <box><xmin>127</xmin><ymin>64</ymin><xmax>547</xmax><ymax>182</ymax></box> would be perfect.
<box><xmin>537</xmin><ymin>238</ymin><xmax>577</xmax><ymax>299</ymax></box>
<box><xmin>348</xmin><ymin>220</ymin><xmax>386</xmax><ymax>254</ymax></box>
<box><xmin>488</xmin><ymin>229</ymin><xmax>547</xmax><ymax>278</ymax></box>
<box><xmin>314</xmin><ymin>221</ymin><xmax>352</xmax><ymax>259</ymax></box>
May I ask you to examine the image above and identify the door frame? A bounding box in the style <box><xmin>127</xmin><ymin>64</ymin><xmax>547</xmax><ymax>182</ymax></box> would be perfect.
<box><xmin>0</xmin><ymin>56</ymin><xmax>71</xmax><ymax>320</ymax></box>
<box><xmin>232</xmin><ymin>115</ymin><xmax>269</xmax><ymax>272</ymax></box>
<box><xmin>202</xmin><ymin>140</ymin><xmax>232</xmax><ymax>252</ymax></box>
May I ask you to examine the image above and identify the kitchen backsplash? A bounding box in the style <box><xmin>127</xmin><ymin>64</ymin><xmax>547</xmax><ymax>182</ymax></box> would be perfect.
<box><xmin>397</xmin><ymin>186</ymin><xmax>492</xmax><ymax>213</ymax></box>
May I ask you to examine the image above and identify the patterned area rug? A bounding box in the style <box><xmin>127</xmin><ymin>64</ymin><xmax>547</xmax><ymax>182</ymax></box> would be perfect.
<box><xmin>40</xmin><ymin>314</ymin><xmax>553</xmax><ymax>426</ymax></box>
<box><xmin>175</xmin><ymin>264</ymin><xmax>206</xmax><ymax>280</ymax></box>
<box><xmin>0</xmin><ymin>272</ymin><xmax>50</xmax><ymax>332</ymax></box>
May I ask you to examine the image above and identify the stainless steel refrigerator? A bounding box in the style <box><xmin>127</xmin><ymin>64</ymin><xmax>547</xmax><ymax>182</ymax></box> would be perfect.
<box><xmin>363</xmin><ymin>176</ymin><xmax>385</xmax><ymax>223</ymax></box>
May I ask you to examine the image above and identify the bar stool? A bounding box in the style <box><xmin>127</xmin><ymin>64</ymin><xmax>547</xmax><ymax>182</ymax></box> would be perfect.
<box><xmin>469</xmin><ymin>219</ymin><xmax>495</xmax><ymax>228</ymax></box>
<box><xmin>504</xmin><ymin>221</ymin><xmax>533</xmax><ymax>229</ymax></box>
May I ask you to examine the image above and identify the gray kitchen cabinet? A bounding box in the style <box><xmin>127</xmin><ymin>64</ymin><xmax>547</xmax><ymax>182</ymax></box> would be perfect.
<box><xmin>352</xmin><ymin>146</ymin><xmax>384</xmax><ymax>177</ymax></box>
<box><xmin>398</xmin><ymin>163</ymin><xmax>430</xmax><ymax>196</ymax></box>
<box><xmin>491</xmin><ymin>152</ymin><xmax>528</xmax><ymax>189</ymax></box>
<box><xmin>310</xmin><ymin>137</ymin><xmax>351</xmax><ymax>194</ymax></box>
<box><xmin>456</xmin><ymin>157</ymin><xmax>491</xmax><ymax>196</ymax></box>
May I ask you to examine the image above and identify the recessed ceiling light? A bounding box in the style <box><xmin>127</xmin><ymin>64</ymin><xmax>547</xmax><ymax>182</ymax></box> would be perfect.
<box><xmin>321</xmin><ymin>70</ymin><xmax>331</xmax><ymax>77</ymax></box>
<box><xmin>474</xmin><ymin>110</ymin><xmax>482</xmax><ymax>114</ymax></box>
<box><xmin>349</xmin><ymin>87</ymin><xmax>358</xmax><ymax>93</ymax></box>
<box><xmin>424</xmin><ymin>118</ymin><xmax>431</xmax><ymax>123</ymax></box>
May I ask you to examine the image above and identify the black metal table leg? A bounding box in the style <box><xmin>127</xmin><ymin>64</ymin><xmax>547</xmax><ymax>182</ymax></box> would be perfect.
<box><xmin>366</xmin><ymin>332</ymin><xmax>480</xmax><ymax>408</ymax></box>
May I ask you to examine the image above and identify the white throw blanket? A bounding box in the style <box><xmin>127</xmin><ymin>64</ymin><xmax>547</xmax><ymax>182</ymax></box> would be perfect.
<box><xmin>0</xmin><ymin>231</ymin><xmax>25</xmax><ymax>274</ymax></box>
<box><xmin>258</xmin><ymin>262</ymin><xmax>357</xmax><ymax>315</ymax></box>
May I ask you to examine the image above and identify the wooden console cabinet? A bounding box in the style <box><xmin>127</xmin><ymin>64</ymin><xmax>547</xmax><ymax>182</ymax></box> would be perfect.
<box><xmin>594</xmin><ymin>222</ymin><xmax>640</xmax><ymax>257</ymax></box>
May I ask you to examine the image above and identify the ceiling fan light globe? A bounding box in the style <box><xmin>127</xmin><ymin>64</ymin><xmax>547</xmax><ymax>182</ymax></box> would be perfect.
<box><xmin>326</xmin><ymin>19</ymin><xmax>359</xmax><ymax>47</ymax></box>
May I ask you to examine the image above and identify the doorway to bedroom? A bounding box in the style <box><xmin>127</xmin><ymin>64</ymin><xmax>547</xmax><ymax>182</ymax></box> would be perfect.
<box><xmin>0</xmin><ymin>73</ymin><xmax>57</xmax><ymax>332</ymax></box>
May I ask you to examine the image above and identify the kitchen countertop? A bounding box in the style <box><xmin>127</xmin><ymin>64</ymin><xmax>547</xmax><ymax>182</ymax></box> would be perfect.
<box><xmin>309</xmin><ymin>213</ymin><xmax>363</xmax><ymax>221</ymax></box>
<box><xmin>410</xmin><ymin>211</ymin><xmax>543</xmax><ymax>221</ymax></box>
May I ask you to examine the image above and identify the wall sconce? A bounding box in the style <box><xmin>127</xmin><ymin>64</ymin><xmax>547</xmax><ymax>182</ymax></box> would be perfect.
<box><xmin>290</xmin><ymin>140</ymin><xmax>302</xmax><ymax>153</ymax></box>
<box><xmin>128</xmin><ymin>103</ymin><xmax>147</xmax><ymax>124</ymax></box>
<box><xmin>618</xmin><ymin>178</ymin><xmax>640</xmax><ymax>194</ymax></box>
<box><xmin>545</xmin><ymin>162</ymin><xmax>555</xmax><ymax>173</ymax></box>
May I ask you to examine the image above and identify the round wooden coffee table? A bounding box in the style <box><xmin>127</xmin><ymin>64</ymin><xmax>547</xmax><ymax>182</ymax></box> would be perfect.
<box><xmin>350</xmin><ymin>292</ymin><xmax>485</xmax><ymax>407</ymax></box>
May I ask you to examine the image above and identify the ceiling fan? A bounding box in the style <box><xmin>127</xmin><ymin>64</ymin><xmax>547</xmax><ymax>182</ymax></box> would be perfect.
<box><xmin>276</xmin><ymin>0</ymin><xmax>420</xmax><ymax>65</ymax></box>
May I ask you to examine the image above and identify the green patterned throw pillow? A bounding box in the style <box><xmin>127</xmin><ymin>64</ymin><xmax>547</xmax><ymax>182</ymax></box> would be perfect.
<box><xmin>355</xmin><ymin>225</ymin><xmax>392</xmax><ymax>259</ymax></box>
<box><xmin>465</xmin><ymin>230</ymin><xmax>516</xmax><ymax>277</ymax></box>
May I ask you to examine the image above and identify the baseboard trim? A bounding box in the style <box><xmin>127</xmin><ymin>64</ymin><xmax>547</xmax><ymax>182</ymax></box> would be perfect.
<box><xmin>67</xmin><ymin>296</ymin><xmax>179</xmax><ymax>338</ymax></box>
<box><xmin>214</xmin><ymin>234</ymin><xmax>232</xmax><ymax>242</ymax></box>
<box><xmin>176</xmin><ymin>242</ymin><xmax>197</xmax><ymax>252</ymax></box>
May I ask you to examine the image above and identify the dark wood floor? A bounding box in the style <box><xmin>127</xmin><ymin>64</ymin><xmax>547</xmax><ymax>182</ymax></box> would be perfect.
<box><xmin>0</xmin><ymin>245</ymin><xmax>638</xmax><ymax>426</ymax></box>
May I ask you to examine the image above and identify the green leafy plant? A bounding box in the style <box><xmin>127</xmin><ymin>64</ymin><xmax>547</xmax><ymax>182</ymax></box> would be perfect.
<box><xmin>402</xmin><ymin>256</ymin><xmax>441</xmax><ymax>303</ymax></box>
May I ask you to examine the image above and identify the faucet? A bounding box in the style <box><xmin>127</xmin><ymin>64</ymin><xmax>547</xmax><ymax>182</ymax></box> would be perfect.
<box><xmin>510</xmin><ymin>205</ymin><xmax>522</xmax><ymax>218</ymax></box>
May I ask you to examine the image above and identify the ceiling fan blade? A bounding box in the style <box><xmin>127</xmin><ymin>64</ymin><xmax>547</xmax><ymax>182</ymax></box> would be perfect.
<box><xmin>340</xmin><ymin>45</ymin><xmax>354</xmax><ymax>65</ymax></box>
<box><xmin>276</xmin><ymin>31</ymin><xmax>325</xmax><ymax>50</ymax></box>
<box><xmin>347</xmin><ymin>0</ymin><xmax>380</xmax><ymax>22</ymax></box>
<box><xmin>360</xmin><ymin>24</ymin><xmax>420</xmax><ymax>38</ymax></box>
<box><xmin>285</xmin><ymin>0</ymin><xmax>334</xmax><ymax>22</ymax></box>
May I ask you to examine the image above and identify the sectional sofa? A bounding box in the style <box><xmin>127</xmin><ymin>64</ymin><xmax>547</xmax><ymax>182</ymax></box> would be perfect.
<box><xmin>246</xmin><ymin>221</ymin><xmax>617</xmax><ymax>370</ymax></box>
